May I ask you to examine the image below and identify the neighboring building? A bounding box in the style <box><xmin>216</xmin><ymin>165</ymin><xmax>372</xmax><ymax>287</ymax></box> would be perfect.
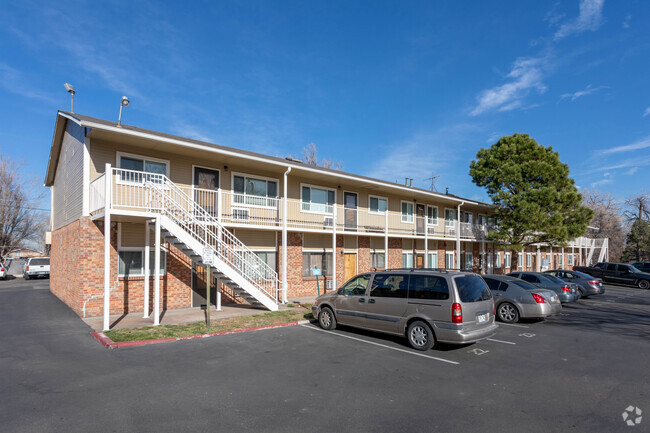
<box><xmin>7</xmin><ymin>249</ymin><xmax>44</xmax><ymax>259</ymax></box>
<box><xmin>45</xmin><ymin>111</ymin><xmax>608</xmax><ymax>330</ymax></box>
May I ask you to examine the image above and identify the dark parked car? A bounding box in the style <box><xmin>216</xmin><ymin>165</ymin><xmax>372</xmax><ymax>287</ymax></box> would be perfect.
<box><xmin>544</xmin><ymin>269</ymin><xmax>605</xmax><ymax>298</ymax></box>
<box><xmin>507</xmin><ymin>272</ymin><xmax>580</xmax><ymax>303</ymax></box>
<box><xmin>483</xmin><ymin>275</ymin><xmax>561</xmax><ymax>323</ymax></box>
<box><xmin>573</xmin><ymin>262</ymin><xmax>650</xmax><ymax>290</ymax></box>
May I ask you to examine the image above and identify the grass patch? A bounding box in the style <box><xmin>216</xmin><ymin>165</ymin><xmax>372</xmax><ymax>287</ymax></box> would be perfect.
<box><xmin>105</xmin><ymin>306</ymin><xmax>314</xmax><ymax>342</ymax></box>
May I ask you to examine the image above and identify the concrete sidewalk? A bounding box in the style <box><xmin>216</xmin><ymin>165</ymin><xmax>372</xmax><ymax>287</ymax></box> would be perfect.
<box><xmin>83</xmin><ymin>296</ymin><xmax>317</xmax><ymax>331</ymax></box>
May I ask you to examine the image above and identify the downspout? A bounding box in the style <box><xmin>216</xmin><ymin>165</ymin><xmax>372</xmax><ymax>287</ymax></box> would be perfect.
<box><xmin>456</xmin><ymin>201</ymin><xmax>464</xmax><ymax>270</ymax></box>
<box><xmin>282</xmin><ymin>166</ymin><xmax>291</xmax><ymax>304</ymax></box>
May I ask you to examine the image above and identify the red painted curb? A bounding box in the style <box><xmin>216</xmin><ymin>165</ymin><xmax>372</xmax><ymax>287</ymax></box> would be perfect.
<box><xmin>92</xmin><ymin>320</ymin><xmax>311</xmax><ymax>349</ymax></box>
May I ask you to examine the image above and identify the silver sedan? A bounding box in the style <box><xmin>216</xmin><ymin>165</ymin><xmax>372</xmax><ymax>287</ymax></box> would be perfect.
<box><xmin>482</xmin><ymin>275</ymin><xmax>562</xmax><ymax>323</ymax></box>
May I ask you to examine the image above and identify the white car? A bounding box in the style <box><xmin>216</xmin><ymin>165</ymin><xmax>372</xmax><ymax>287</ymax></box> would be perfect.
<box><xmin>23</xmin><ymin>257</ymin><xmax>50</xmax><ymax>279</ymax></box>
<box><xmin>0</xmin><ymin>263</ymin><xmax>6</xmax><ymax>280</ymax></box>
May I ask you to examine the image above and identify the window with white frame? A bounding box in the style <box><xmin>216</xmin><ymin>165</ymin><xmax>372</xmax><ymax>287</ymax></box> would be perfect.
<box><xmin>526</xmin><ymin>253</ymin><xmax>532</xmax><ymax>267</ymax></box>
<box><xmin>371</xmin><ymin>250</ymin><xmax>385</xmax><ymax>268</ymax></box>
<box><xmin>462</xmin><ymin>212</ymin><xmax>473</xmax><ymax>224</ymax></box>
<box><xmin>401</xmin><ymin>201</ymin><xmax>414</xmax><ymax>223</ymax></box>
<box><xmin>118</xmin><ymin>249</ymin><xmax>166</xmax><ymax>277</ymax></box>
<box><xmin>250</xmin><ymin>251</ymin><xmax>277</xmax><ymax>279</ymax></box>
<box><xmin>233</xmin><ymin>174</ymin><xmax>278</xmax><ymax>207</ymax></box>
<box><xmin>428</xmin><ymin>252</ymin><xmax>438</xmax><ymax>268</ymax></box>
<box><xmin>117</xmin><ymin>153</ymin><xmax>169</xmax><ymax>183</ymax></box>
<box><xmin>558</xmin><ymin>254</ymin><xmax>563</xmax><ymax>266</ymax></box>
<box><xmin>402</xmin><ymin>252</ymin><xmax>414</xmax><ymax>268</ymax></box>
<box><xmin>445</xmin><ymin>252</ymin><xmax>455</xmax><ymax>269</ymax></box>
<box><xmin>302</xmin><ymin>185</ymin><xmax>335</xmax><ymax>214</ymax></box>
<box><xmin>478</xmin><ymin>214</ymin><xmax>487</xmax><ymax>226</ymax></box>
<box><xmin>464</xmin><ymin>252</ymin><xmax>473</xmax><ymax>270</ymax></box>
<box><xmin>518</xmin><ymin>252</ymin><xmax>523</xmax><ymax>269</ymax></box>
<box><xmin>427</xmin><ymin>206</ymin><xmax>438</xmax><ymax>225</ymax></box>
<box><xmin>369</xmin><ymin>196</ymin><xmax>387</xmax><ymax>214</ymax></box>
<box><xmin>568</xmin><ymin>254</ymin><xmax>573</xmax><ymax>265</ymax></box>
<box><xmin>445</xmin><ymin>209</ymin><xmax>455</xmax><ymax>227</ymax></box>
<box><xmin>505</xmin><ymin>252</ymin><xmax>511</xmax><ymax>268</ymax></box>
<box><xmin>302</xmin><ymin>252</ymin><xmax>333</xmax><ymax>276</ymax></box>
<box><xmin>494</xmin><ymin>253</ymin><xmax>501</xmax><ymax>268</ymax></box>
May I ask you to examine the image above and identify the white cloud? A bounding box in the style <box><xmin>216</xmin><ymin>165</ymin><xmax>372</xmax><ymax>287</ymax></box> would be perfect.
<box><xmin>470</xmin><ymin>56</ymin><xmax>549</xmax><ymax>116</ymax></box>
<box><xmin>0</xmin><ymin>62</ymin><xmax>57</xmax><ymax>104</ymax></box>
<box><xmin>554</xmin><ymin>0</ymin><xmax>605</xmax><ymax>41</ymax></box>
<box><xmin>590</xmin><ymin>178</ymin><xmax>613</xmax><ymax>188</ymax></box>
<box><xmin>560</xmin><ymin>84</ymin><xmax>607</xmax><ymax>101</ymax></box>
<box><xmin>601</xmin><ymin>136</ymin><xmax>650</xmax><ymax>154</ymax></box>
<box><xmin>622</xmin><ymin>14</ymin><xmax>632</xmax><ymax>29</ymax></box>
<box><xmin>626</xmin><ymin>167</ymin><xmax>639</xmax><ymax>175</ymax></box>
<box><xmin>643</xmin><ymin>107</ymin><xmax>650</xmax><ymax>117</ymax></box>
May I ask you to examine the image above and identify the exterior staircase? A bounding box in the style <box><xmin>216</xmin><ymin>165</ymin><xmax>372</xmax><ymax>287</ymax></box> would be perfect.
<box><xmin>145</xmin><ymin>174</ymin><xmax>280</xmax><ymax>311</ymax></box>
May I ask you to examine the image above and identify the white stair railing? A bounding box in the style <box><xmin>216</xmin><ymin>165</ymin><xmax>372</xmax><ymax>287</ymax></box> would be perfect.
<box><xmin>112</xmin><ymin>168</ymin><xmax>280</xmax><ymax>305</ymax></box>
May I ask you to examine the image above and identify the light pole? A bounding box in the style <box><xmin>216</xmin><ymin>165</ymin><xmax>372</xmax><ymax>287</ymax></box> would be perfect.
<box><xmin>117</xmin><ymin>96</ymin><xmax>130</xmax><ymax>127</ymax></box>
<box><xmin>64</xmin><ymin>83</ymin><xmax>75</xmax><ymax>113</ymax></box>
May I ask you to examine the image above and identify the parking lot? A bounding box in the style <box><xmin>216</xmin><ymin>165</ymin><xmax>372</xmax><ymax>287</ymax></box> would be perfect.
<box><xmin>0</xmin><ymin>277</ymin><xmax>648</xmax><ymax>432</ymax></box>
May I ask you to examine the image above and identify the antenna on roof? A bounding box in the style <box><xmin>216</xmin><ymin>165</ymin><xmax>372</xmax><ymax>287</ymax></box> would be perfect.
<box><xmin>63</xmin><ymin>83</ymin><xmax>75</xmax><ymax>113</ymax></box>
<box><xmin>425</xmin><ymin>172</ymin><xmax>440</xmax><ymax>192</ymax></box>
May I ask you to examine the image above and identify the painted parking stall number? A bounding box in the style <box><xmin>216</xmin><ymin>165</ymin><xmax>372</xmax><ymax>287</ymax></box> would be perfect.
<box><xmin>518</xmin><ymin>333</ymin><xmax>536</xmax><ymax>338</ymax></box>
<box><xmin>468</xmin><ymin>348</ymin><xmax>489</xmax><ymax>356</ymax></box>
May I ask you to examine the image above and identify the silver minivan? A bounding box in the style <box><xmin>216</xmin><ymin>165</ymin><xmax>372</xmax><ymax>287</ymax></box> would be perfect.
<box><xmin>312</xmin><ymin>269</ymin><xmax>498</xmax><ymax>351</ymax></box>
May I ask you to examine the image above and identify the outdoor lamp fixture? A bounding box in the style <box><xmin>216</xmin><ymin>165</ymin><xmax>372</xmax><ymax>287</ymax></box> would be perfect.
<box><xmin>64</xmin><ymin>83</ymin><xmax>75</xmax><ymax>113</ymax></box>
<box><xmin>117</xmin><ymin>96</ymin><xmax>130</xmax><ymax>127</ymax></box>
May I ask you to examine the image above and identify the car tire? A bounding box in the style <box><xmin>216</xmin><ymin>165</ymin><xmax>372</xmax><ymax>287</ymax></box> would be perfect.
<box><xmin>497</xmin><ymin>302</ymin><xmax>520</xmax><ymax>323</ymax></box>
<box><xmin>407</xmin><ymin>320</ymin><xmax>435</xmax><ymax>351</ymax></box>
<box><xmin>638</xmin><ymin>280</ymin><xmax>650</xmax><ymax>290</ymax></box>
<box><xmin>23</xmin><ymin>274</ymin><xmax>29</xmax><ymax>280</ymax></box>
<box><xmin>318</xmin><ymin>307</ymin><xmax>336</xmax><ymax>330</ymax></box>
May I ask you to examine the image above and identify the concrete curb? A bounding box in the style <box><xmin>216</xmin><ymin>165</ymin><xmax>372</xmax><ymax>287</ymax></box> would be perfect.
<box><xmin>91</xmin><ymin>320</ymin><xmax>312</xmax><ymax>349</ymax></box>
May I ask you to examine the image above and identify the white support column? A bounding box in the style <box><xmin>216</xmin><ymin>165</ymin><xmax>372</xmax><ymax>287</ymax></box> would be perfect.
<box><xmin>143</xmin><ymin>221</ymin><xmax>150</xmax><ymax>318</ymax></box>
<box><xmin>456</xmin><ymin>203</ymin><xmax>463</xmax><ymax>270</ymax></box>
<box><xmin>332</xmin><ymin>209</ymin><xmax>337</xmax><ymax>290</ymax></box>
<box><xmin>561</xmin><ymin>246</ymin><xmax>564</xmax><ymax>270</ymax></box>
<box><xmin>153</xmin><ymin>216</ymin><xmax>161</xmax><ymax>326</ymax></box>
<box><xmin>384</xmin><ymin>210</ymin><xmax>389</xmax><ymax>268</ymax></box>
<box><xmin>549</xmin><ymin>246</ymin><xmax>553</xmax><ymax>270</ymax></box>
<box><xmin>536</xmin><ymin>245</ymin><xmax>541</xmax><ymax>272</ymax></box>
<box><xmin>481</xmin><ymin>241</ymin><xmax>485</xmax><ymax>274</ymax></box>
<box><xmin>282</xmin><ymin>167</ymin><xmax>291</xmax><ymax>303</ymax></box>
<box><xmin>102</xmin><ymin>163</ymin><xmax>112</xmax><ymax>331</ymax></box>
<box><xmin>216</xmin><ymin>277</ymin><xmax>222</xmax><ymax>311</ymax></box>
<box><xmin>424</xmin><ymin>226</ymin><xmax>429</xmax><ymax>268</ymax></box>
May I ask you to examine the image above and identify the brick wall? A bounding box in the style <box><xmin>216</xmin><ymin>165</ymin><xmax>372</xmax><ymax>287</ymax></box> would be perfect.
<box><xmin>358</xmin><ymin>236</ymin><xmax>371</xmax><ymax>273</ymax></box>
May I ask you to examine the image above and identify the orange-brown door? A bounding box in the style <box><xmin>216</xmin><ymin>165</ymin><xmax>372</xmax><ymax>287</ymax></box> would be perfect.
<box><xmin>344</xmin><ymin>253</ymin><xmax>357</xmax><ymax>282</ymax></box>
<box><xmin>416</xmin><ymin>254</ymin><xmax>424</xmax><ymax>268</ymax></box>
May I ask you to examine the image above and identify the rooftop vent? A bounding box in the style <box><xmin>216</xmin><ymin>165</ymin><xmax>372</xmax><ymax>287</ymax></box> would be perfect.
<box><xmin>285</xmin><ymin>157</ymin><xmax>303</xmax><ymax>163</ymax></box>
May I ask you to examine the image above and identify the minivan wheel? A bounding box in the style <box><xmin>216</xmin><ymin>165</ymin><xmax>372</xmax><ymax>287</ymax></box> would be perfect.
<box><xmin>318</xmin><ymin>307</ymin><xmax>336</xmax><ymax>330</ymax></box>
<box><xmin>497</xmin><ymin>302</ymin><xmax>519</xmax><ymax>323</ymax></box>
<box><xmin>407</xmin><ymin>320</ymin><xmax>435</xmax><ymax>351</ymax></box>
<box><xmin>638</xmin><ymin>280</ymin><xmax>650</xmax><ymax>290</ymax></box>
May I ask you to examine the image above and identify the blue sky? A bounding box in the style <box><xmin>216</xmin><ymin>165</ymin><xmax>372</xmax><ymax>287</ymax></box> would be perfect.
<box><xmin>1</xmin><ymin>0</ymin><xmax>649</xmax><ymax>209</ymax></box>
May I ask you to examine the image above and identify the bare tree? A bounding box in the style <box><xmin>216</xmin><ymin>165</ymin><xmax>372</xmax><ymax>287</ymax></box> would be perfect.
<box><xmin>581</xmin><ymin>189</ymin><xmax>626</xmax><ymax>261</ymax></box>
<box><xmin>302</xmin><ymin>143</ymin><xmax>344</xmax><ymax>170</ymax></box>
<box><xmin>624</xmin><ymin>192</ymin><xmax>650</xmax><ymax>223</ymax></box>
<box><xmin>0</xmin><ymin>155</ymin><xmax>46</xmax><ymax>261</ymax></box>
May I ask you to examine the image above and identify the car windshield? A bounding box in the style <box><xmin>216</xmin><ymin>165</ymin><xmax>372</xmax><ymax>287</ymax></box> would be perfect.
<box><xmin>511</xmin><ymin>280</ymin><xmax>540</xmax><ymax>291</ymax></box>
<box><xmin>540</xmin><ymin>274</ymin><xmax>563</xmax><ymax>284</ymax></box>
<box><xmin>454</xmin><ymin>275</ymin><xmax>491</xmax><ymax>302</ymax></box>
<box><xmin>30</xmin><ymin>258</ymin><xmax>50</xmax><ymax>266</ymax></box>
<box><xmin>628</xmin><ymin>265</ymin><xmax>642</xmax><ymax>273</ymax></box>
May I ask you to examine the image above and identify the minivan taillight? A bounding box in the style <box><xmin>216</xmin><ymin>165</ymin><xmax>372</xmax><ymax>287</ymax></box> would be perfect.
<box><xmin>451</xmin><ymin>303</ymin><xmax>463</xmax><ymax>323</ymax></box>
<box><xmin>561</xmin><ymin>285</ymin><xmax>571</xmax><ymax>292</ymax></box>
<box><xmin>531</xmin><ymin>293</ymin><xmax>545</xmax><ymax>303</ymax></box>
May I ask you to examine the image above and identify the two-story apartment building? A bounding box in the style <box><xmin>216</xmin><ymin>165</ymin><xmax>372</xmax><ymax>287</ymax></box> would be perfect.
<box><xmin>45</xmin><ymin>111</ymin><xmax>608</xmax><ymax>330</ymax></box>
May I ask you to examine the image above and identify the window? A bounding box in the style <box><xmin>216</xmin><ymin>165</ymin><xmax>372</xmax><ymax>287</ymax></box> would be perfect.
<box><xmin>454</xmin><ymin>275</ymin><xmax>491</xmax><ymax>303</ymax></box>
<box><xmin>505</xmin><ymin>252</ymin><xmax>511</xmax><ymax>268</ymax></box>
<box><xmin>370</xmin><ymin>274</ymin><xmax>409</xmax><ymax>298</ymax></box>
<box><xmin>461</xmin><ymin>212</ymin><xmax>473</xmax><ymax>223</ymax></box>
<box><xmin>567</xmin><ymin>254</ymin><xmax>573</xmax><ymax>265</ymax></box>
<box><xmin>302</xmin><ymin>252</ymin><xmax>333</xmax><ymax>276</ymax></box>
<box><xmin>526</xmin><ymin>253</ymin><xmax>532</xmax><ymax>267</ymax></box>
<box><xmin>118</xmin><ymin>250</ymin><xmax>166</xmax><ymax>277</ymax></box>
<box><xmin>369</xmin><ymin>196</ymin><xmax>387</xmax><ymax>214</ymax></box>
<box><xmin>464</xmin><ymin>252</ymin><xmax>473</xmax><ymax>270</ymax></box>
<box><xmin>483</xmin><ymin>277</ymin><xmax>506</xmax><ymax>292</ymax></box>
<box><xmin>401</xmin><ymin>201</ymin><xmax>414</xmax><ymax>223</ymax></box>
<box><xmin>518</xmin><ymin>253</ymin><xmax>523</xmax><ymax>269</ymax></box>
<box><xmin>445</xmin><ymin>252</ymin><xmax>455</xmax><ymax>269</ymax></box>
<box><xmin>494</xmin><ymin>253</ymin><xmax>501</xmax><ymax>268</ymax></box>
<box><xmin>428</xmin><ymin>252</ymin><xmax>438</xmax><ymax>268</ymax></box>
<box><xmin>408</xmin><ymin>275</ymin><xmax>449</xmax><ymax>300</ymax></box>
<box><xmin>252</xmin><ymin>251</ymin><xmax>277</xmax><ymax>279</ymax></box>
<box><xmin>340</xmin><ymin>274</ymin><xmax>370</xmax><ymax>296</ymax></box>
<box><xmin>118</xmin><ymin>153</ymin><xmax>168</xmax><ymax>183</ymax></box>
<box><xmin>558</xmin><ymin>254</ymin><xmax>563</xmax><ymax>266</ymax></box>
<box><xmin>233</xmin><ymin>174</ymin><xmax>278</xmax><ymax>207</ymax></box>
<box><xmin>521</xmin><ymin>274</ymin><xmax>540</xmax><ymax>284</ymax></box>
<box><xmin>427</xmin><ymin>206</ymin><xmax>438</xmax><ymax>225</ymax></box>
<box><xmin>445</xmin><ymin>209</ymin><xmax>455</xmax><ymax>227</ymax></box>
<box><xmin>302</xmin><ymin>185</ymin><xmax>335</xmax><ymax>214</ymax></box>
<box><xmin>402</xmin><ymin>252</ymin><xmax>414</xmax><ymax>268</ymax></box>
<box><xmin>478</xmin><ymin>214</ymin><xmax>487</xmax><ymax>226</ymax></box>
<box><xmin>606</xmin><ymin>264</ymin><xmax>616</xmax><ymax>271</ymax></box>
<box><xmin>370</xmin><ymin>252</ymin><xmax>385</xmax><ymax>269</ymax></box>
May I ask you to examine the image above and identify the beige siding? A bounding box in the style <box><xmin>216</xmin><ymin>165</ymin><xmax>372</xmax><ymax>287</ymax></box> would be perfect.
<box><xmin>234</xmin><ymin>229</ymin><xmax>276</xmax><ymax>249</ymax></box>
<box><xmin>119</xmin><ymin>222</ymin><xmax>146</xmax><ymax>248</ymax></box>
<box><xmin>52</xmin><ymin>121</ymin><xmax>85</xmax><ymax>230</ymax></box>
<box><xmin>370</xmin><ymin>237</ymin><xmax>384</xmax><ymax>250</ymax></box>
<box><xmin>402</xmin><ymin>238</ymin><xmax>413</xmax><ymax>250</ymax></box>
<box><xmin>303</xmin><ymin>233</ymin><xmax>332</xmax><ymax>250</ymax></box>
<box><xmin>343</xmin><ymin>236</ymin><xmax>357</xmax><ymax>250</ymax></box>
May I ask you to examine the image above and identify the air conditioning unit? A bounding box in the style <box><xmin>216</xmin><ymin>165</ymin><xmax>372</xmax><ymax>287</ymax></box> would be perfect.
<box><xmin>323</xmin><ymin>216</ymin><xmax>334</xmax><ymax>227</ymax></box>
<box><xmin>232</xmin><ymin>208</ymin><xmax>250</xmax><ymax>222</ymax></box>
<box><xmin>326</xmin><ymin>280</ymin><xmax>334</xmax><ymax>289</ymax></box>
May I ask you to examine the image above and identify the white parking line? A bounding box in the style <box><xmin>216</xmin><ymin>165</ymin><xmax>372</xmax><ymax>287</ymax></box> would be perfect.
<box><xmin>498</xmin><ymin>323</ymin><xmax>529</xmax><ymax>329</ymax></box>
<box><xmin>299</xmin><ymin>324</ymin><xmax>459</xmax><ymax>365</ymax></box>
<box><xmin>485</xmin><ymin>338</ymin><xmax>516</xmax><ymax>345</ymax></box>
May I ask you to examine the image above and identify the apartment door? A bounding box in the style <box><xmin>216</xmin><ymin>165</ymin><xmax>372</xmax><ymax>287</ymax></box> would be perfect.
<box><xmin>344</xmin><ymin>253</ymin><xmax>357</xmax><ymax>282</ymax></box>
<box><xmin>193</xmin><ymin>167</ymin><xmax>219</xmax><ymax>218</ymax></box>
<box><xmin>344</xmin><ymin>192</ymin><xmax>357</xmax><ymax>231</ymax></box>
<box><xmin>416</xmin><ymin>204</ymin><xmax>425</xmax><ymax>235</ymax></box>
<box><xmin>416</xmin><ymin>254</ymin><xmax>425</xmax><ymax>268</ymax></box>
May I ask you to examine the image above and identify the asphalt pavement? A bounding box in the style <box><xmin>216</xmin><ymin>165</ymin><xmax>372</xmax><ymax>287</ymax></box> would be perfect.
<box><xmin>0</xmin><ymin>277</ymin><xmax>648</xmax><ymax>432</ymax></box>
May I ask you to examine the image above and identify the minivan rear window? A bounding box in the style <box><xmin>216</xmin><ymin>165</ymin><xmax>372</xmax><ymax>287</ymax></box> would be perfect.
<box><xmin>408</xmin><ymin>275</ymin><xmax>449</xmax><ymax>300</ymax></box>
<box><xmin>454</xmin><ymin>275</ymin><xmax>491</xmax><ymax>303</ymax></box>
<box><xmin>30</xmin><ymin>258</ymin><xmax>50</xmax><ymax>266</ymax></box>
